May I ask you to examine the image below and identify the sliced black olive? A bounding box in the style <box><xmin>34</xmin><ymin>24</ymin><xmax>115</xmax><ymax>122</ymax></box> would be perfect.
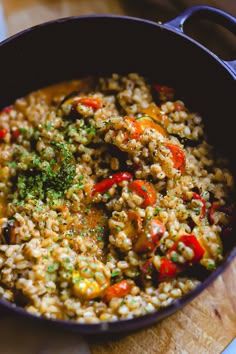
<box><xmin>30</xmin><ymin>137</ymin><xmax>37</xmax><ymax>150</ymax></box>
<box><xmin>2</xmin><ymin>220</ymin><xmax>15</xmax><ymax>244</ymax></box>
<box><xmin>10</xmin><ymin>175</ymin><xmax>18</xmax><ymax>193</ymax></box>
<box><xmin>171</xmin><ymin>134</ymin><xmax>200</xmax><ymax>147</ymax></box>
<box><xmin>24</xmin><ymin>168</ymin><xmax>38</xmax><ymax>178</ymax></box>
<box><xmin>204</xmin><ymin>165</ymin><xmax>214</xmax><ymax>174</ymax></box>
<box><xmin>160</xmin><ymin>189</ymin><xmax>167</xmax><ymax>197</ymax></box>
<box><xmin>186</xmin><ymin>216</ymin><xmax>195</xmax><ymax>231</ymax></box>
<box><xmin>59</xmin><ymin>91</ymin><xmax>83</xmax><ymax>107</ymax></box>
<box><xmin>86</xmin><ymin>142</ymin><xmax>102</xmax><ymax>149</ymax></box>
<box><xmin>114</xmin><ymin>96</ymin><xmax>126</xmax><ymax>115</ymax></box>
<box><xmin>192</xmin><ymin>187</ymin><xmax>200</xmax><ymax>194</ymax></box>
<box><xmin>182</xmin><ymin>138</ymin><xmax>201</xmax><ymax>147</ymax></box>
<box><xmin>99</xmin><ymin>162</ymin><xmax>108</xmax><ymax>169</ymax></box>
<box><xmin>101</xmin><ymin>89</ymin><xmax>119</xmax><ymax>95</ymax></box>
<box><xmin>208</xmin><ymin>191</ymin><xmax>215</xmax><ymax>203</ymax></box>
<box><xmin>107</xmin><ymin>144</ymin><xmax>128</xmax><ymax>171</ymax></box>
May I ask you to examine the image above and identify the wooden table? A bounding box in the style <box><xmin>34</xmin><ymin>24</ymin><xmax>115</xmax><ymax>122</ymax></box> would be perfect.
<box><xmin>1</xmin><ymin>1</ymin><xmax>236</xmax><ymax>353</ymax></box>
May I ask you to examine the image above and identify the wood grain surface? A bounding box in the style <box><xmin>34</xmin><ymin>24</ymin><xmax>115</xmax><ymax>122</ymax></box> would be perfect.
<box><xmin>1</xmin><ymin>1</ymin><xmax>236</xmax><ymax>353</ymax></box>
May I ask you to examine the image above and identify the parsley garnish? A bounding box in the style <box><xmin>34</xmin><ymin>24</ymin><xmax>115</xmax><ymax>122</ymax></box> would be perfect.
<box><xmin>111</xmin><ymin>270</ymin><xmax>120</xmax><ymax>277</ymax></box>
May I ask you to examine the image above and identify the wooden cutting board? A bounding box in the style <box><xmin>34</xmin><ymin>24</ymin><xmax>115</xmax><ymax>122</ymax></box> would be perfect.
<box><xmin>1</xmin><ymin>1</ymin><xmax>236</xmax><ymax>353</ymax></box>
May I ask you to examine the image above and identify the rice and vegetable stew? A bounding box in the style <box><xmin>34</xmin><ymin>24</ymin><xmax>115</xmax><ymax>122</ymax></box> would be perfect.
<box><xmin>0</xmin><ymin>73</ymin><xmax>234</xmax><ymax>323</ymax></box>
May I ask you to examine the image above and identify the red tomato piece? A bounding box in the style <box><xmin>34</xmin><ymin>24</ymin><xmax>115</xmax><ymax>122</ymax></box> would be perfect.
<box><xmin>158</xmin><ymin>258</ymin><xmax>179</xmax><ymax>281</ymax></box>
<box><xmin>179</xmin><ymin>235</ymin><xmax>205</xmax><ymax>262</ymax></box>
<box><xmin>170</xmin><ymin>234</ymin><xmax>205</xmax><ymax>263</ymax></box>
<box><xmin>133</xmin><ymin>217</ymin><xmax>165</xmax><ymax>253</ymax></box>
<box><xmin>0</xmin><ymin>129</ymin><xmax>8</xmax><ymax>141</ymax></box>
<box><xmin>165</xmin><ymin>142</ymin><xmax>186</xmax><ymax>173</ymax></box>
<box><xmin>123</xmin><ymin>116</ymin><xmax>142</xmax><ymax>141</ymax></box>
<box><xmin>128</xmin><ymin>180</ymin><xmax>156</xmax><ymax>208</ymax></box>
<box><xmin>102</xmin><ymin>280</ymin><xmax>133</xmax><ymax>303</ymax></box>
<box><xmin>92</xmin><ymin>172</ymin><xmax>133</xmax><ymax>195</ymax></box>
<box><xmin>78</xmin><ymin>97</ymin><xmax>102</xmax><ymax>111</ymax></box>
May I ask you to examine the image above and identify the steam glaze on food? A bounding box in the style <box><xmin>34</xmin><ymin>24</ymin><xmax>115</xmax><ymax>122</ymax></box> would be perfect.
<box><xmin>0</xmin><ymin>74</ymin><xmax>234</xmax><ymax>323</ymax></box>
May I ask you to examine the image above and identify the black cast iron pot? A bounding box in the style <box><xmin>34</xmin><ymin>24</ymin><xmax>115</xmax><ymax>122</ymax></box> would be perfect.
<box><xmin>0</xmin><ymin>5</ymin><xmax>235</xmax><ymax>334</ymax></box>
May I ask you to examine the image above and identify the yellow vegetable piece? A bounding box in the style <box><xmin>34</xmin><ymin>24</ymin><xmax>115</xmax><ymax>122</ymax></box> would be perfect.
<box><xmin>72</xmin><ymin>273</ymin><xmax>102</xmax><ymax>300</ymax></box>
<box><xmin>138</xmin><ymin>116</ymin><xmax>168</xmax><ymax>137</ymax></box>
<box><xmin>141</xmin><ymin>103</ymin><xmax>169</xmax><ymax>127</ymax></box>
<box><xmin>72</xmin><ymin>256</ymin><xmax>111</xmax><ymax>300</ymax></box>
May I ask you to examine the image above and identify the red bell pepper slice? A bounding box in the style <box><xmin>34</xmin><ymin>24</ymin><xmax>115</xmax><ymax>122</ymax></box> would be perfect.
<box><xmin>165</xmin><ymin>142</ymin><xmax>186</xmax><ymax>174</ymax></box>
<box><xmin>78</xmin><ymin>97</ymin><xmax>102</xmax><ymax>111</ymax></box>
<box><xmin>0</xmin><ymin>129</ymin><xmax>8</xmax><ymax>141</ymax></box>
<box><xmin>158</xmin><ymin>258</ymin><xmax>180</xmax><ymax>281</ymax></box>
<box><xmin>102</xmin><ymin>280</ymin><xmax>133</xmax><ymax>303</ymax></box>
<box><xmin>128</xmin><ymin>180</ymin><xmax>156</xmax><ymax>208</ymax></box>
<box><xmin>92</xmin><ymin>172</ymin><xmax>132</xmax><ymax>195</ymax></box>
<box><xmin>133</xmin><ymin>217</ymin><xmax>165</xmax><ymax>253</ymax></box>
<box><xmin>170</xmin><ymin>234</ymin><xmax>205</xmax><ymax>263</ymax></box>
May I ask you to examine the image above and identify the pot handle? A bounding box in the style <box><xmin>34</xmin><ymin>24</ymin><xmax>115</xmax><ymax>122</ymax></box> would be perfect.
<box><xmin>165</xmin><ymin>5</ymin><xmax>236</xmax><ymax>77</ymax></box>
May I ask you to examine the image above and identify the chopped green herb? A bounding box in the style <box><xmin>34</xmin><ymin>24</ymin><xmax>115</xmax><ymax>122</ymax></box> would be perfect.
<box><xmin>207</xmin><ymin>263</ymin><xmax>215</xmax><ymax>270</ymax></box>
<box><xmin>47</xmin><ymin>265</ymin><xmax>55</xmax><ymax>273</ymax></box>
<box><xmin>111</xmin><ymin>270</ymin><xmax>120</xmax><ymax>277</ymax></box>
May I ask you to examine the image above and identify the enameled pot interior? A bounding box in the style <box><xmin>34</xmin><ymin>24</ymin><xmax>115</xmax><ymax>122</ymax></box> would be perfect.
<box><xmin>0</xmin><ymin>16</ymin><xmax>235</xmax><ymax>333</ymax></box>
